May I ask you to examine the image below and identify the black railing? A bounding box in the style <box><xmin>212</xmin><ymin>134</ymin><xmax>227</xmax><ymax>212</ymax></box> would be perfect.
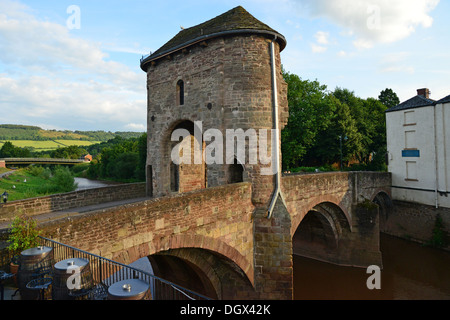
<box><xmin>35</xmin><ymin>236</ymin><xmax>212</xmax><ymax>300</ymax></box>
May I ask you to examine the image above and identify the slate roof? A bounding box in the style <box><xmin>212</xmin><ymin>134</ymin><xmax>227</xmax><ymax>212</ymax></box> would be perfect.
<box><xmin>385</xmin><ymin>95</ymin><xmax>435</xmax><ymax>113</ymax></box>
<box><xmin>435</xmin><ymin>94</ymin><xmax>450</xmax><ymax>104</ymax></box>
<box><xmin>141</xmin><ymin>6</ymin><xmax>286</xmax><ymax>71</ymax></box>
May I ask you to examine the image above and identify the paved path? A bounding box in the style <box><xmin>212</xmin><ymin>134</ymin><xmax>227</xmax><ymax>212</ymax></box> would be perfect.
<box><xmin>0</xmin><ymin>196</ymin><xmax>149</xmax><ymax>230</ymax></box>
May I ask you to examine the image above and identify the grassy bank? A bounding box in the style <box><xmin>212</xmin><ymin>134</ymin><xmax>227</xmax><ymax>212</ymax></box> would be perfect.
<box><xmin>0</xmin><ymin>167</ymin><xmax>77</xmax><ymax>201</ymax></box>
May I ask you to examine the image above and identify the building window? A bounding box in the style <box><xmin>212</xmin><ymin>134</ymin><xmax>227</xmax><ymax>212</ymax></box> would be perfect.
<box><xmin>405</xmin><ymin>130</ymin><xmax>416</xmax><ymax>149</ymax></box>
<box><xmin>406</xmin><ymin>161</ymin><xmax>418</xmax><ymax>181</ymax></box>
<box><xmin>404</xmin><ymin>111</ymin><xmax>416</xmax><ymax>126</ymax></box>
<box><xmin>176</xmin><ymin>80</ymin><xmax>184</xmax><ymax>106</ymax></box>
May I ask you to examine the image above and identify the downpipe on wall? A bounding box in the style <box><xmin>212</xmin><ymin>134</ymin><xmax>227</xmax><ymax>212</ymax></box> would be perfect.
<box><xmin>267</xmin><ymin>38</ymin><xmax>286</xmax><ymax>219</ymax></box>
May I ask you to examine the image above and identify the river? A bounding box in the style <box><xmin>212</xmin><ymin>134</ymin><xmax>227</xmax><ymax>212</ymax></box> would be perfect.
<box><xmin>293</xmin><ymin>233</ymin><xmax>450</xmax><ymax>300</ymax></box>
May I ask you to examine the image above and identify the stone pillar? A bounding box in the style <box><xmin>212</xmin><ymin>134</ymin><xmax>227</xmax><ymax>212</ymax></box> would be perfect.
<box><xmin>253</xmin><ymin>198</ymin><xmax>293</xmax><ymax>300</ymax></box>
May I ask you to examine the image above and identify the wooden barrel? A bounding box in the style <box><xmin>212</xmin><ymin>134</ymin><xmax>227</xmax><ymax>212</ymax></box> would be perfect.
<box><xmin>52</xmin><ymin>258</ymin><xmax>93</xmax><ymax>300</ymax></box>
<box><xmin>107</xmin><ymin>279</ymin><xmax>150</xmax><ymax>300</ymax></box>
<box><xmin>17</xmin><ymin>246</ymin><xmax>54</xmax><ymax>300</ymax></box>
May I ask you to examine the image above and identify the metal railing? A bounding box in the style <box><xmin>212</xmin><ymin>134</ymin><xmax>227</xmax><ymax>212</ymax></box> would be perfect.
<box><xmin>36</xmin><ymin>236</ymin><xmax>212</xmax><ymax>300</ymax></box>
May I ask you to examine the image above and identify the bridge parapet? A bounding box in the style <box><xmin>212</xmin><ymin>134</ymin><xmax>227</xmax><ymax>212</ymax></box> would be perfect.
<box><xmin>0</xmin><ymin>158</ymin><xmax>87</xmax><ymax>166</ymax></box>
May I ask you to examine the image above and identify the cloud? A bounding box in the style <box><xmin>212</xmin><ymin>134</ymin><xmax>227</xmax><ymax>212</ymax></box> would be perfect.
<box><xmin>0</xmin><ymin>0</ymin><xmax>146</xmax><ymax>131</ymax></box>
<box><xmin>292</xmin><ymin>0</ymin><xmax>440</xmax><ymax>48</ymax></box>
<box><xmin>378</xmin><ymin>52</ymin><xmax>415</xmax><ymax>74</ymax></box>
<box><xmin>314</xmin><ymin>31</ymin><xmax>330</xmax><ymax>45</ymax></box>
<box><xmin>311</xmin><ymin>43</ymin><xmax>327</xmax><ymax>53</ymax></box>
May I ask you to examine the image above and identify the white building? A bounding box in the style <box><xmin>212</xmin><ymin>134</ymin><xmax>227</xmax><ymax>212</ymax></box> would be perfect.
<box><xmin>386</xmin><ymin>88</ymin><xmax>450</xmax><ymax>208</ymax></box>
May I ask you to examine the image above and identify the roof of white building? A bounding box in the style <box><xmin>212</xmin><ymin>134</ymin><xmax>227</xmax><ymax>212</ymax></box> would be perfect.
<box><xmin>386</xmin><ymin>95</ymin><xmax>435</xmax><ymax>113</ymax></box>
<box><xmin>435</xmin><ymin>94</ymin><xmax>450</xmax><ymax>104</ymax></box>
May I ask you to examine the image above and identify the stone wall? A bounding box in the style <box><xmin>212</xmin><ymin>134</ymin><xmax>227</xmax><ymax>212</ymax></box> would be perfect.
<box><xmin>146</xmin><ymin>34</ymin><xmax>289</xmax><ymax>208</ymax></box>
<box><xmin>38</xmin><ymin>182</ymin><xmax>257</xmax><ymax>299</ymax></box>
<box><xmin>383</xmin><ymin>200</ymin><xmax>450</xmax><ymax>251</ymax></box>
<box><xmin>0</xmin><ymin>182</ymin><xmax>146</xmax><ymax>225</ymax></box>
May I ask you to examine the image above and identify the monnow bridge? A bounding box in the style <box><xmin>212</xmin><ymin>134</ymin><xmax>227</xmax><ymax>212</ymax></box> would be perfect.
<box><xmin>0</xmin><ymin>7</ymin><xmax>393</xmax><ymax>300</ymax></box>
<box><xmin>24</xmin><ymin>171</ymin><xmax>390</xmax><ymax>300</ymax></box>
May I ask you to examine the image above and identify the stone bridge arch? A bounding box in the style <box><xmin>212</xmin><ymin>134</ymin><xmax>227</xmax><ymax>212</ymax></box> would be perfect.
<box><xmin>122</xmin><ymin>234</ymin><xmax>255</xmax><ymax>300</ymax></box>
<box><xmin>292</xmin><ymin>201</ymin><xmax>352</xmax><ymax>263</ymax></box>
<box><xmin>371</xmin><ymin>190</ymin><xmax>393</xmax><ymax>231</ymax></box>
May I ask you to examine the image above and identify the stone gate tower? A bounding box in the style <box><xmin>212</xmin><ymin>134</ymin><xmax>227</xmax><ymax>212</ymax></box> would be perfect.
<box><xmin>141</xmin><ymin>6</ymin><xmax>289</xmax><ymax>211</ymax></box>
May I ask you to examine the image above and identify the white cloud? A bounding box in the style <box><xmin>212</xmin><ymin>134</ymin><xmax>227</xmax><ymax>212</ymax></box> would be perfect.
<box><xmin>292</xmin><ymin>0</ymin><xmax>440</xmax><ymax>48</ymax></box>
<box><xmin>311</xmin><ymin>43</ymin><xmax>327</xmax><ymax>53</ymax></box>
<box><xmin>314</xmin><ymin>31</ymin><xmax>329</xmax><ymax>45</ymax></box>
<box><xmin>0</xmin><ymin>0</ymin><xmax>146</xmax><ymax>131</ymax></box>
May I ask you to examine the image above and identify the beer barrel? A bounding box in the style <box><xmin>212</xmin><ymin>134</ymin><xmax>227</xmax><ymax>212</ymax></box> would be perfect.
<box><xmin>108</xmin><ymin>279</ymin><xmax>150</xmax><ymax>300</ymax></box>
<box><xmin>52</xmin><ymin>258</ymin><xmax>93</xmax><ymax>300</ymax></box>
<box><xmin>17</xmin><ymin>246</ymin><xmax>54</xmax><ymax>300</ymax></box>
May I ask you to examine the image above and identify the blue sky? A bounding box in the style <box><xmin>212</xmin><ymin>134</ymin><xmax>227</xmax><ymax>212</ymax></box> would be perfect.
<box><xmin>0</xmin><ymin>0</ymin><xmax>448</xmax><ymax>132</ymax></box>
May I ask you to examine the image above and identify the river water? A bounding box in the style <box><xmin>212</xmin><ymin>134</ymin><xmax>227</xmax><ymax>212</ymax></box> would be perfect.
<box><xmin>293</xmin><ymin>234</ymin><xmax>450</xmax><ymax>300</ymax></box>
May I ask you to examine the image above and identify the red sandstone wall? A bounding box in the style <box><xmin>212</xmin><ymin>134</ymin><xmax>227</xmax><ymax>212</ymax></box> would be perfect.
<box><xmin>0</xmin><ymin>182</ymin><xmax>146</xmax><ymax>224</ymax></box>
<box><xmin>39</xmin><ymin>182</ymin><xmax>256</xmax><ymax>287</ymax></box>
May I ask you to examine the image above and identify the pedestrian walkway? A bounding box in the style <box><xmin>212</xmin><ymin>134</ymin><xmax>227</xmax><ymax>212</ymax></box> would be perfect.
<box><xmin>0</xmin><ymin>196</ymin><xmax>149</xmax><ymax>230</ymax></box>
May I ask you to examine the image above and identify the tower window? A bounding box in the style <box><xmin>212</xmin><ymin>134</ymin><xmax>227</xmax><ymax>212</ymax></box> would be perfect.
<box><xmin>177</xmin><ymin>80</ymin><xmax>184</xmax><ymax>105</ymax></box>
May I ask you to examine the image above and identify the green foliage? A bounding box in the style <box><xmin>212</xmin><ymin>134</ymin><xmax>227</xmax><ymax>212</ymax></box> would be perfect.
<box><xmin>0</xmin><ymin>124</ymin><xmax>144</xmax><ymax>142</ymax></box>
<box><xmin>7</xmin><ymin>214</ymin><xmax>41</xmax><ymax>258</ymax></box>
<box><xmin>50</xmin><ymin>145</ymin><xmax>87</xmax><ymax>159</ymax></box>
<box><xmin>87</xmin><ymin>133</ymin><xmax>147</xmax><ymax>182</ymax></box>
<box><xmin>0</xmin><ymin>141</ymin><xmax>32</xmax><ymax>157</ymax></box>
<box><xmin>281</xmin><ymin>70</ymin><xmax>335</xmax><ymax>169</ymax></box>
<box><xmin>51</xmin><ymin>167</ymin><xmax>78</xmax><ymax>192</ymax></box>
<box><xmin>281</xmin><ymin>69</ymin><xmax>391</xmax><ymax>172</ymax></box>
<box><xmin>427</xmin><ymin>214</ymin><xmax>447</xmax><ymax>248</ymax></box>
<box><xmin>378</xmin><ymin>88</ymin><xmax>400</xmax><ymax>109</ymax></box>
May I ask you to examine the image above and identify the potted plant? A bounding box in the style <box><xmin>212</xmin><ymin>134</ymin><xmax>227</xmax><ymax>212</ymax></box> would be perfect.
<box><xmin>7</xmin><ymin>214</ymin><xmax>41</xmax><ymax>281</ymax></box>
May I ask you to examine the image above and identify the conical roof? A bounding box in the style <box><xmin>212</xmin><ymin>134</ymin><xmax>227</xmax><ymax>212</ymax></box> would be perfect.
<box><xmin>141</xmin><ymin>6</ymin><xmax>286</xmax><ymax>71</ymax></box>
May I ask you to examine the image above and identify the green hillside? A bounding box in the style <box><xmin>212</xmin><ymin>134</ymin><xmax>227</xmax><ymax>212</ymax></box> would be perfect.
<box><xmin>0</xmin><ymin>124</ymin><xmax>144</xmax><ymax>142</ymax></box>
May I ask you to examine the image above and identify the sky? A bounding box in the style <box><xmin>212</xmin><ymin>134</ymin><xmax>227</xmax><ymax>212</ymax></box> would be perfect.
<box><xmin>0</xmin><ymin>0</ymin><xmax>449</xmax><ymax>132</ymax></box>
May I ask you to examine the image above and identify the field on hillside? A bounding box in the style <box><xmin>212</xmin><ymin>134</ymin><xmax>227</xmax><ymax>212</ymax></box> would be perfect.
<box><xmin>0</xmin><ymin>140</ymin><xmax>101</xmax><ymax>152</ymax></box>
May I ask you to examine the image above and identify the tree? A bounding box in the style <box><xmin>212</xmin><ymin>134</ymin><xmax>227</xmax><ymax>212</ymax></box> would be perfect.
<box><xmin>304</xmin><ymin>95</ymin><xmax>363</xmax><ymax>167</ymax></box>
<box><xmin>378</xmin><ymin>88</ymin><xmax>400</xmax><ymax>109</ymax></box>
<box><xmin>0</xmin><ymin>141</ymin><xmax>32</xmax><ymax>157</ymax></box>
<box><xmin>281</xmin><ymin>70</ymin><xmax>335</xmax><ymax>169</ymax></box>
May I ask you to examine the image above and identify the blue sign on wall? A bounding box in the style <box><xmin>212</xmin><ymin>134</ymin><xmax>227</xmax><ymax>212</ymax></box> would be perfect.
<box><xmin>402</xmin><ymin>150</ymin><xmax>420</xmax><ymax>157</ymax></box>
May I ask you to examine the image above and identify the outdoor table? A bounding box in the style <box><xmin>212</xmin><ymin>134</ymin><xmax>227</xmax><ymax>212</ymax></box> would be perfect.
<box><xmin>53</xmin><ymin>258</ymin><xmax>93</xmax><ymax>300</ymax></box>
<box><xmin>107</xmin><ymin>279</ymin><xmax>150</xmax><ymax>300</ymax></box>
<box><xmin>18</xmin><ymin>246</ymin><xmax>54</xmax><ymax>300</ymax></box>
<box><xmin>0</xmin><ymin>271</ymin><xmax>13</xmax><ymax>300</ymax></box>
<box><xmin>26</xmin><ymin>277</ymin><xmax>52</xmax><ymax>300</ymax></box>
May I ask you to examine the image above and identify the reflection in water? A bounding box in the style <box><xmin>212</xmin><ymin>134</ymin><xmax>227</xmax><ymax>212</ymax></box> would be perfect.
<box><xmin>294</xmin><ymin>234</ymin><xmax>450</xmax><ymax>300</ymax></box>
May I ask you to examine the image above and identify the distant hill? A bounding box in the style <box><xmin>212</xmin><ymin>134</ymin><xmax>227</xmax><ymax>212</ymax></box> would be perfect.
<box><xmin>0</xmin><ymin>124</ymin><xmax>144</xmax><ymax>142</ymax></box>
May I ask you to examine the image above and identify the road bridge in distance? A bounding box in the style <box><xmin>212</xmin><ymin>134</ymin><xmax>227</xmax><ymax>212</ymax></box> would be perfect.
<box><xmin>0</xmin><ymin>158</ymin><xmax>87</xmax><ymax>166</ymax></box>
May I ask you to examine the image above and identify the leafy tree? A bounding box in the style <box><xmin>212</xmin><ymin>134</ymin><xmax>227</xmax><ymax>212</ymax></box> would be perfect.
<box><xmin>50</xmin><ymin>145</ymin><xmax>87</xmax><ymax>159</ymax></box>
<box><xmin>378</xmin><ymin>88</ymin><xmax>400</xmax><ymax>109</ymax></box>
<box><xmin>281</xmin><ymin>70</ymin><xmax>335</xmax><ymax>169</ymax></box>
<box><xmin>86</xmin><ymin>134</ymin><xmax>147</xmax><ymax>181</ymax></box>
<box><xmin>0</xmin><ymin>141</ymin><xmax>32</xmax><ymax>157</ymax></box>
<box><xmin>304</xmin><ymin>95</ymin><xmax>363</xmax><ymax>166</ymax></box>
